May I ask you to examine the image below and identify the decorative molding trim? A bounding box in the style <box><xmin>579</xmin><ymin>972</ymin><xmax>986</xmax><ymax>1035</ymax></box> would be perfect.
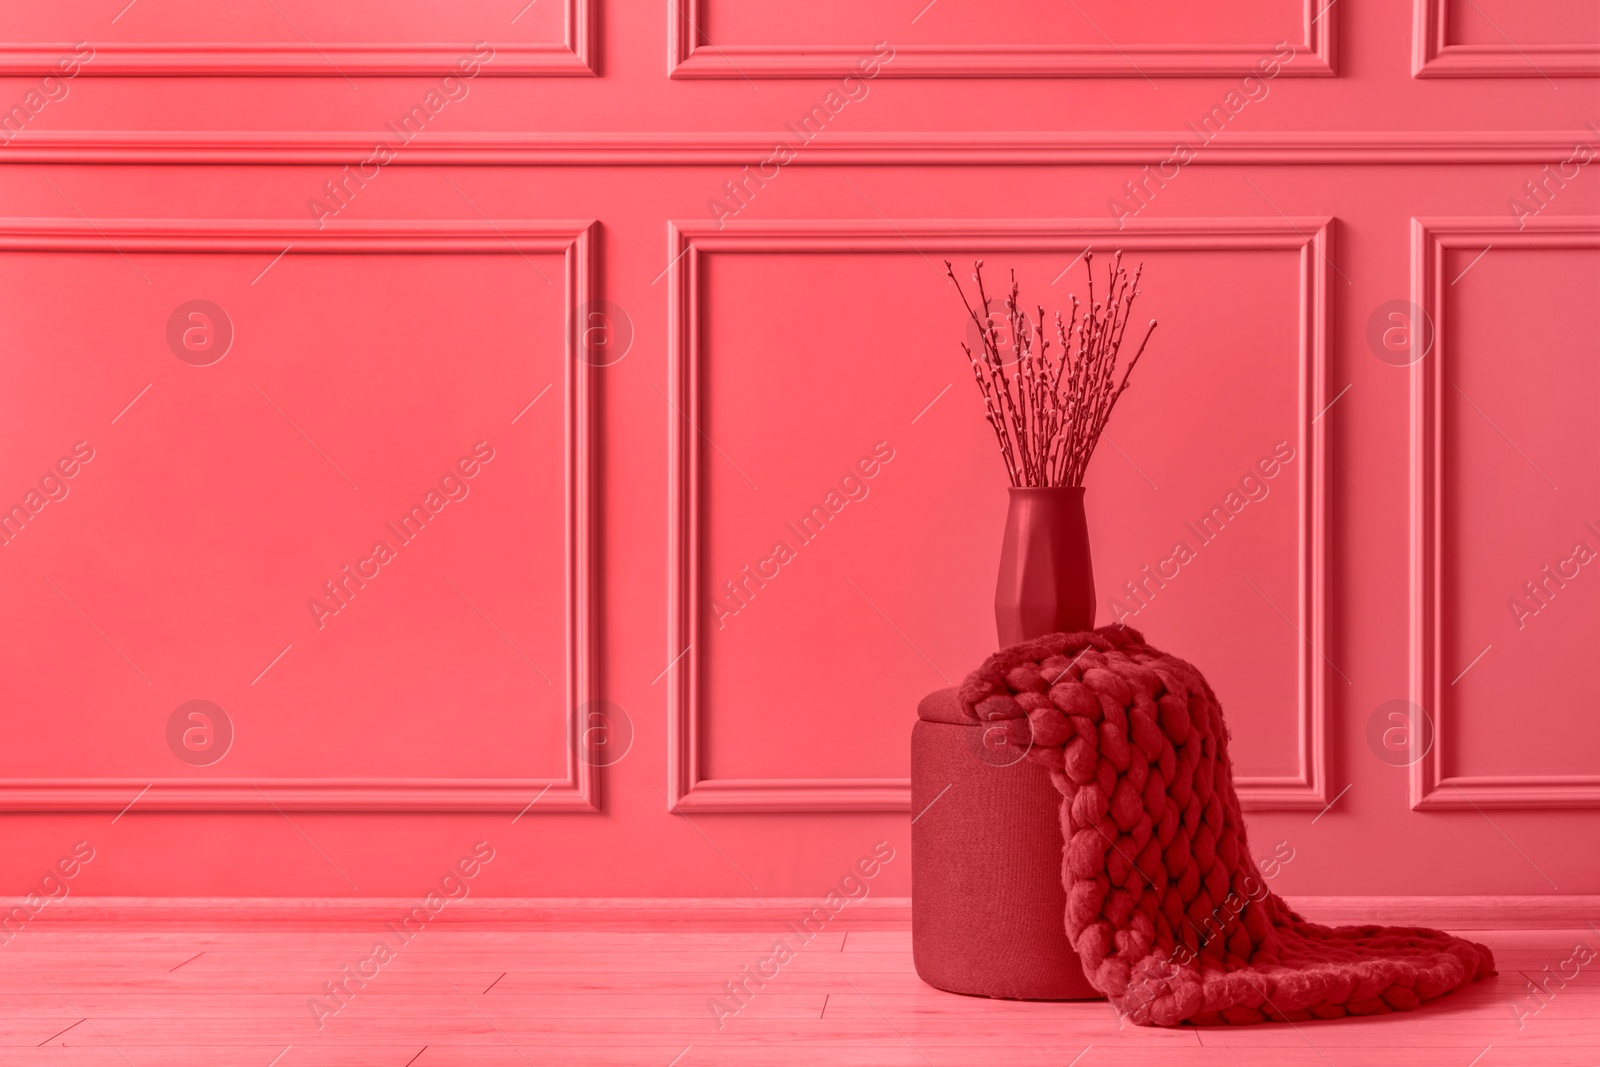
<box><xmin>1409</xmin><ymin>216</ymin><xmax>1600</xmax><ymax>811</ymax></box>
<box><xmin>670</xmin><ymin>0</ymin><xmax>1333</xmax><ymax>78</ymax></box>
<box><xmin>14</xmin><ymin>894</ymin><xmax>1595</xmax><ymax>930</ymax></box>
<box><xmin>668</xmin><ymin>779</ymin><xmax>913</xmax><ymax>814</ymax></box>
<box><xmin>0</xmin><ymin>9</ymin><xmax>594</xmax><ymax>76</ymax></box>
<box><xmin>667</xmin><ymin>217</ymin><xmax>1332</xmax><ymax>814</ymax></box>
<box><xmin>1285</xmin><ymin>895</ymin><xmax>1600</xmax><ymax>929</ymax></box>
<box><xmin>1413</xmin><ymin>0</ymin><xmax>1600</xmax><ymax>77</ymax></box>
<box><xmin>16</xmin><ymin>896</ymin><xmax>914</xmax><ymax>930</ymax></box>
<box><xmin>0</xmin><ymin>131</ymin><xmax>1589</xmax><ymax>165</ymax></box>
<box><xmin>0</xmin><ymin>218</ymin><xmax>599</xmax><ymax>813</ymax></box>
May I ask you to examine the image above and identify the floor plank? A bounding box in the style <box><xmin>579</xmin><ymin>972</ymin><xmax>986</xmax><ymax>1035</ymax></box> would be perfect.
<box><xmin>2</xmin><ymin>924</ymin><xmax>1595</xmax><ymax>1065</ymax></box>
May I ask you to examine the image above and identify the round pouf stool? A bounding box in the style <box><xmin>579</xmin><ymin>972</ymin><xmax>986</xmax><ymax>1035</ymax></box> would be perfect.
<box><xmin>911</xmin><ymin>686</ymin><xmax>1102</xmax><ymax>1000</ymax></box>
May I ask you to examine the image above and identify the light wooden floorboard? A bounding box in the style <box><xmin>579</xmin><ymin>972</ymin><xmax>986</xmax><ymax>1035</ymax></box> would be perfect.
<box><xmin>3</xmin><ymin>925</ymin><xmax>1595</xmax><ymax>1065</ymax></box>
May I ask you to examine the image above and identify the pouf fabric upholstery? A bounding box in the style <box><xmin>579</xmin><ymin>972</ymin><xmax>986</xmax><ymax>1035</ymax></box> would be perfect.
<box><xmin>911</xmin><ymin>687</ymin><xmax>1102</xmax><ymax>1000</ymax></box>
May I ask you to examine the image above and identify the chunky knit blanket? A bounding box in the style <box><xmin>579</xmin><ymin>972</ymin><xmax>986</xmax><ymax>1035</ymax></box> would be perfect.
<box><xmin>958</xmin><ymin>625</ymin><xmax>1495</xmax><ymax>1026</ymax></box>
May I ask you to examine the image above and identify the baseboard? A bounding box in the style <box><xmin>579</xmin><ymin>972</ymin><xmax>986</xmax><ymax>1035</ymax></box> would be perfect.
<box><xmin>1286</xmin><ymin>895</ymin><xmax>1600</xmax><ymax>930</ymax></box>
<box><xmin>6</xmin><ymin>895</ymin><xmax>1593</xmax><ymax>932</ymax></box>
<box><xmin>7</xmin><ymin>895</ymin><xmax>913</xmax><ymax>931</ymax></box>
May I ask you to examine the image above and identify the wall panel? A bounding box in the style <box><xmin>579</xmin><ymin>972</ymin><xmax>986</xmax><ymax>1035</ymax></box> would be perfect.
<box><xmin>0</xmin><ymin>2</ymin><xmax>591</xmax><ymax>75</ymax></box>
<box><xmin>1415</xmin><ymin>0</ymin><xmax>1600</xmax><ymax>76</ymax></box>
<box><xmin>671</xmin><ymin>0</ymin><xmax>1331</xmax><ymax>78</ymax></box>
<box><xmin>1409</xmin><ymin>217</ymin><xmax>1600</xmax><ymax>810</ymax></box>
<box><xmin>0</xmin><ymin>220</ymin><xmax>597</xmax><ymax>811</ymax></box>
<box><xmin>665</xmin><ymin>219</ymin><xmax>1330</xmax><ymax>813</ymax></box>
<box><xmin>0</xmin><ymin>0</ymin><xmax>1597</xmax><ymax>900</ymax></box>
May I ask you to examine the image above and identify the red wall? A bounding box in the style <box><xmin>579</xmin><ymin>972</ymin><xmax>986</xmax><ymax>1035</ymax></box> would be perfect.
<box><xmin>0</xmin><ymin>0</ymin><xmax>1597</xmax><ymax>901</ymax></box>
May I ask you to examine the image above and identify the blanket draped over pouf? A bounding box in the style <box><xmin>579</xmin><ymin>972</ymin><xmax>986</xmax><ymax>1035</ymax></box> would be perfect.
<box><xmin>958</xmin><ymin>625</ymin><xmax>1495</xmax><ymax>1026</ymax></box>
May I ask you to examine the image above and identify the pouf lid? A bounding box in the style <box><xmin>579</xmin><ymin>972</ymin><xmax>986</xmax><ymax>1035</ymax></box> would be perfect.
<box><xmin>917</xmin><ymin>687</ymin><xmax>970</xmax><ymax>725</ymax></box>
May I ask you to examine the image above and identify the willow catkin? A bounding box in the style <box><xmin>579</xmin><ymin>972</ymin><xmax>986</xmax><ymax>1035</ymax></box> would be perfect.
<box><xmin>945</xmin><ymin>253</ymin><xmax>1157</xmax><ymax>488</ymax></box>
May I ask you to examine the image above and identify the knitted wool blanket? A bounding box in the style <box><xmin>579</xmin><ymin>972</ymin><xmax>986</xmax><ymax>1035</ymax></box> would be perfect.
<box><xmin>958</xmin><ymin>625</ymin><xmax>1495</xmax><ymax>1026</ymax></box>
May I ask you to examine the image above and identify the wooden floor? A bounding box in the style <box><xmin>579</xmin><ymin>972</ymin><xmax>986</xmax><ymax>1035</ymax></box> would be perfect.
<box><xmin>2</xmin><ymin>924</ymin><xmax>1596</xmax><ymax>1065</ymax></box>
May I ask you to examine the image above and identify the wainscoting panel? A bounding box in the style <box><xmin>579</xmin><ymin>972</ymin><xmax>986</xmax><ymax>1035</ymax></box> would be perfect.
<box><xmin>1410</xmin><ymin>217</ymin><xmax>1600</xmax><ymax>810</ymax></box>
<box><xmin>670</xmin><ymin>0</ymin><xmax>1331</xmax><ymax>78</ymax></box>
<box><xmin>1414</xmin><ymin>0</ymin><xmax>1600</xmax><ymax>77</ymax></box>
<box><xmin>0</xmin><ymin>3</ymin><xmax>591</xmax><ymax>75</ymax></box>
<box><xmin>0</xmin><ymin>220</ymin><xmax>597</xmax><ymax>811</ymax></box>
<box><xmin>666</xmin><ymin>219</ymin><xmax>1330</xmax><ymax>812</ymax></box>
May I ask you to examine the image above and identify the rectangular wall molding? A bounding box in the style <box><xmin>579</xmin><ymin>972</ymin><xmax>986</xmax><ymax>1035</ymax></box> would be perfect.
<box><xmin>0</xmin><ymin>218</ymin><xmax>600</xmax><ymax>813</ymax></box>
<box><xmin>670</xmin><ymin>0</ymin><xmax>1333</xmax><ymax>78</ymax></box>
<box><xmin>0</xmin><ymin>2</ymin><xmax>594</xmax><ymax>76</ymax></box>
<box><xmin>1413</xmin><ymin>0</ymin><xmax>1600</xmax><ymax>76</ymax></box>
<box><xmin>1409</xmin><ymin>215</ymin><xmax>1600</xmax><ymax>811</ymax></box>
<box><xmin>667</xmin><ymin>217</ymin><xmax>1333</xmax><ymax>814</ymax></box>
<box><xmin>0</xmin><ymin>131</ymin><xmax>1591</xmax><ymax>166</ymax></box>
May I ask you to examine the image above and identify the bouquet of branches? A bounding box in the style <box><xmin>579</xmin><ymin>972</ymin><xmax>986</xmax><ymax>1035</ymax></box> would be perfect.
<box><xmin>945</xmin><ymin>252</ymin><xmax>1157</xmax><ymax>487</ymax></box>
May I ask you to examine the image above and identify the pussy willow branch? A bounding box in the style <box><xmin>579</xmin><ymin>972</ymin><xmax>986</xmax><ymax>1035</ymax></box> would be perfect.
<box><xmin>945</xmin><ymin>252</ymin><xmax>1157</xmax><ymax>488</ymax></box>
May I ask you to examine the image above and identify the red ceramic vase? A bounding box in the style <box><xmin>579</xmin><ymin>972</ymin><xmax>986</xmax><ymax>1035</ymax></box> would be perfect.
<box><xmin>994</xmin><ymin>486</ymin><xmax>1095</xmax><ymax>646</ymax></box>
